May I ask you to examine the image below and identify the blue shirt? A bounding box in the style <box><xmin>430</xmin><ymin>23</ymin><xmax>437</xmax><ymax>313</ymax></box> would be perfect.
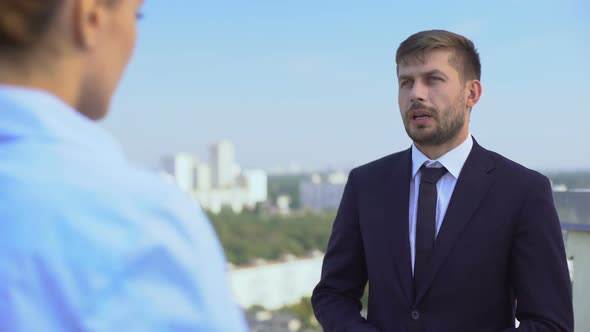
<box><xmin>0</xmin><ymin>85</ymin><xmax>248</xmax><ymax>331</ymax></box>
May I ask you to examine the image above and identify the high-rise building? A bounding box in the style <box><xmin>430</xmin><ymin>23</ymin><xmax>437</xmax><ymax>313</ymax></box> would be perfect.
<box><xmin>161</xmin><ymin>153</ymin><xmax>196</xmax><ymax>192</ymax></box>
<box><xmin>210</xmin><ymin>140</ymin><xmax>238</xmax><ymax>189</ymax></box>
<box><xmin>194</xmin><ymin>163</ymin><xmax>212</xmax><ymax>192</ymax></box>
<box><xmin>162</xmin><ymin>140</ymin><xmax>269</xmax><ymax>214</ymax></box>
<box><xmin>241</xmin><ymin>170</ymin><xmax>268</xmax><ymax>206</ymax></box>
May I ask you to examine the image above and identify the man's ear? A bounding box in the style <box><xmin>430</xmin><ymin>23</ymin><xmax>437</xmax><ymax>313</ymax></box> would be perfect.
<box><xmin>72</xmin><ymin>0</ymin><xmax>106</xmax><ymax>49</ymax></box>
<box><xmin>465</xmin><ymin>79</ymin><xmax>482</xmax><ymax>108</ymax></box>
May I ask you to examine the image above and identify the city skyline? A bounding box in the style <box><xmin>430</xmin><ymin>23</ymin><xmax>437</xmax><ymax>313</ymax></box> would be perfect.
<box><xmin>162</xmin><ymin>140</ymin><xmax>269</xmax><ymax>214</ymax></box>
<box><xmin>158</xmin><ymin>139</ymin><xmax>353</xmax><ymax>174</ymax></box>
<box><xmin>102</xmin><ymin>0</ymin><xmax>590</xmax><ymax>172</ymax></box>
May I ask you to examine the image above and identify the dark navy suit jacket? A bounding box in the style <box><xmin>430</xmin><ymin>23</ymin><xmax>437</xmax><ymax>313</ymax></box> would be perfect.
<box><xmin>312</xmin><ymin>140</ymin><xmax>573</xmax><ymax>332</ymax></box>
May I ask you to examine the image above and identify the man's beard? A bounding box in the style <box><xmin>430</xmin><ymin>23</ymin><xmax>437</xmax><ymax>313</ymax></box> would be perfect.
<box><xmin>404</xmin><ymin>98</ymin><xmax>466</xmax><ymax>146</ymax></box>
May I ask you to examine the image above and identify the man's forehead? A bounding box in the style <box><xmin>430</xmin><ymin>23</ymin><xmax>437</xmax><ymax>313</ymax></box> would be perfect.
<box><xmin>397</xmin><ymin>50</ymin><xmax>456</xmax><ymax>76</ymax></box>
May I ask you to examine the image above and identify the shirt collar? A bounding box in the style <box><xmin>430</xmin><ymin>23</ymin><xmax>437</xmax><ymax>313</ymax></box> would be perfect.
<box><xmin>0</xmin><ymin>84</ymin><xmax>125</xmax><ymax>161</ymax></box>
<box><xmin>411</xmin><ymin>134</ymin><xmax>473</xmax><ymax>179</ymax></box>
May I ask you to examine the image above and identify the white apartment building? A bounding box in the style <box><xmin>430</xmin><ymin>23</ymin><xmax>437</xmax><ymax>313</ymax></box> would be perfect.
<box><xmin>210</xmin><ymin>140</ymin><xmax>239</xmax><ymax>189</ymax></box>
<box><xmin>161</xmin><ymin>153</ymin><xmax>196</xmax><ymax>192</ymax></box>
<box><xmin>229</xmin><ymin>253</ymin><xmax>324</xmax><ymax>310</ymax></box>
<box><xmin>241</xmin><ymin>170</ymin><xmax>268</xmax><ymax>207</ymax></box>
<box><xmin>194</xmin><ymin>163</ymin><xmax>212</xmax><ymax>192</ymax></box>
<box><xmin>162</xmin><ymin>141</ymin><xmax>268</xmax><ymax>214</ymax></box>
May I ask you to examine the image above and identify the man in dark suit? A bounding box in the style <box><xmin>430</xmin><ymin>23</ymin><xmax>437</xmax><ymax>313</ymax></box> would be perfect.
<box><xmin>311</xmin><ymin>30</ymin><xmax>573</xmax><ymax>332</ymax></box>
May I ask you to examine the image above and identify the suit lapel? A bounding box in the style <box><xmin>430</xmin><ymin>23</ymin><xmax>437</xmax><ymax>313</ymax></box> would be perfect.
<box><xmin>414</xmin><ymin>140</ymin><xmax>496</xmax><ymax>304</ymax></box>
<box><xmin>383</xmin><ymin>148</ymin><xmax>414</xmax><ymax>305</ymax></box>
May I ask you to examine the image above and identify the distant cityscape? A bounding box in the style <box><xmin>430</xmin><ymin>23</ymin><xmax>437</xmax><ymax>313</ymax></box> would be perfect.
<box><xmin>160</xmin><ymin>139</ymin><xmax>351</xmax><ymax>215</ymax></box>
<box><xmin>161</xmin><ymin>140</ymin><xmax>268</xmax><ymax>214</ymax></box>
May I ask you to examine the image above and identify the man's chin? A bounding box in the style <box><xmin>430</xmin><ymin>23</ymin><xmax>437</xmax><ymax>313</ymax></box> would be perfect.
<box><xmin>408</xmin><ymin>130</ymin><xmax>438</xmax><ymax>145</ymax></box>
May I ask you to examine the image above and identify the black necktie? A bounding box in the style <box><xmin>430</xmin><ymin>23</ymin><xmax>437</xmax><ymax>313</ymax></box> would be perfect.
<box><xmin>414</xmin><ymin>165</ymin><xmax>448</xmax><ymax>291</ymax></box>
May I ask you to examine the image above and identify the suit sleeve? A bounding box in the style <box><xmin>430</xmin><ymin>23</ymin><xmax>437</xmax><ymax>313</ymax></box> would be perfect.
<box><xmin>501</xmin><ymin>175</ymin><xmax>574</xmax><ymax>332</ymax></box>
<box><xmin>311</xmin><ymin>170</ymin><xmax>381</xmax><ymax>332</ymax></box>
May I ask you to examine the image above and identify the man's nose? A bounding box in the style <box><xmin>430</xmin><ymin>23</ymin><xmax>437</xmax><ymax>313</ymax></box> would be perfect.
<box><xmin>409</xmin><ymin>81</ymin><xmax>426</xmax><ymax>103</ymax></box>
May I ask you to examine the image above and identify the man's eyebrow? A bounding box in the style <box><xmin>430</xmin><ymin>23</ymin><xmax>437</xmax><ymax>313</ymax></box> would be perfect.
<box><xmin>424</xmin><ymin>69</ymin><xmax>449</xmax><ymax>79</ymax></box>
<box><xmin>398</xmin><ymin>70</ymin><xmax>450</xmax><ymax>81</ymax></box>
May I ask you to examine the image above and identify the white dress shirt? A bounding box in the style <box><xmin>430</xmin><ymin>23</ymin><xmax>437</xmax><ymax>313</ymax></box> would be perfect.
<box><xmin>0</xmin><ymin>85</ymin><xmax>248</xmax><ymax>331</ymax></box>
<box><xmin>409</xmin><ymin>135</ymin><xmax>473</xmax><ymax>274</ymax></box>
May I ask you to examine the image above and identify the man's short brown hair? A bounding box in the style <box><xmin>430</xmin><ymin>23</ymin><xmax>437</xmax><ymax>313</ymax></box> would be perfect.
<box><xmin>396</xmin><ymin>29</ymin><xmax>481</xmax><ymax>81</ymax></box>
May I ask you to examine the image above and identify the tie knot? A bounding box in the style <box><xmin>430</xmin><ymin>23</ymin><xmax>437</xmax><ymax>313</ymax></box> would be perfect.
<box><xmin>420</xmin><ymin>165</ymin><xmax>448</xmax><ymax>184</ymax></box>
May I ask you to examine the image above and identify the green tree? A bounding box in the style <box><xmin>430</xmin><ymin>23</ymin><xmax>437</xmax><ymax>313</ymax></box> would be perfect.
<box><xmin>208</xmin><ymin>210</ymin><xmax>336</xmax><ymax>265</ymax></box>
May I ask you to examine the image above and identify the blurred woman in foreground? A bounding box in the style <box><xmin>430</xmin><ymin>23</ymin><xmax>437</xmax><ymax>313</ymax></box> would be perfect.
<box><xmin>0</xmin><ymin>1</ymin><xmax>247</xmax><ymax>330</ymax></box>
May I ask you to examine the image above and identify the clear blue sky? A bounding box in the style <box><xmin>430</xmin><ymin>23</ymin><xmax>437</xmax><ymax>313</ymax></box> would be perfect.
<box><xmin>102</xmin><ymin>0</ymin><xmax>590</xmax><ymax>172</ymax></box>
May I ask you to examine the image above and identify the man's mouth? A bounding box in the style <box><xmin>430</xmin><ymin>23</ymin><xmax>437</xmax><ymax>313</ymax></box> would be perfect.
<box><xmin>408</xmin><ymin>102</ymin><xmax>435</xmax><ymax>121</ymax></box>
